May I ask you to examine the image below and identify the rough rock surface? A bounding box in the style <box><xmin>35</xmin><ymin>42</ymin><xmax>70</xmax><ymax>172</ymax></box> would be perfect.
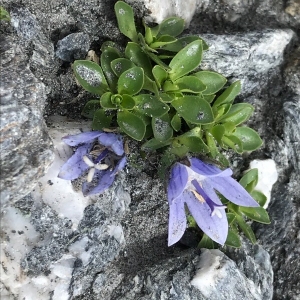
<box><xmin>201</xmin><ymin>29</ymin><xmax>295</xmax><ymax>95</ymax></box>
<box><xmin>0</xmin><ymin>33</ymin><xmax>54</xmax><ymax>205</ymax></box>
<box><xmin>0</xmin><ymin>0</ymin><xmax>300</xmax><ymax>299</ymax></box>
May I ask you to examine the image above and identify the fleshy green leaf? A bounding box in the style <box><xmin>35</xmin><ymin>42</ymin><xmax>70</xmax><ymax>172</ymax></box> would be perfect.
<box><xmin>239</xmin><ymin>169</ymin><xmax>258</xmax><ymax>192</ymax></box>
<box><xmin>205</xmin><ymin>131</ymin><xmax>219</xmax><ymax>158</ymax></box>
<box><xmin>171</xmin><ymin>114</ymin><xmax>181</xmax><ymax>132</ymax></box>
<box><xmin>135</xmin><ymin>94</ymin><xmax>169</xmax><ymax>117</ymax></box>
<box><xmin>117</xmin><ymin>67</ymin><xmax>144</xmax><ymax>95</ymax></box>
<box><xmin>227</xmin><ymin>213</ymin><xmax>236</xmax><ymax>225</ymax></box>
<box><xmin>235</xmin><ymin>215</ymin><xmax>256</xmax><ymax>244</ymax></box>
<box><xmin>251</xmin><ymin>190</ymin><xmax>267</xmax><ymax>207</ymax></box>
<box><xmin>171</xmin><ymin>95</ymin><xmax>214</xmax><ymax>124</ymax></box>
<box><xmin>219</xmin><ymin>103</ymin><xmax>254</xmax><ymax>125</ymax></box>
<box><xmin>225</xmin><ymin>230</ymin><xmax>241</xmax><ymax>248</ymax></box>
<box><xmin>73</xmin><ymin>60</ymin><xmax>109</xmax><ymax>95</ymax></box>
<box><xmin>100</xmin><ymin>47</ymin><xmax>121</xmax><ymax>93</ymax></box>
<box><xmin>125</xmin><ymin>42</ymin><xmax>153</xmax><ymax>78</ymax></box>
<box><xmin>198</xmin><ymin>234</ymin><xmax>215</xmax><ymax>249</ymax></box>
<box><xmin>159</xmin><ymin>93</ymin><xmax>175</xmax><ymax>103</ymax></box>
<box><xmin>239</xmin><ymin>206</ymin><xmax>271</xmax><ymax>224</ymax></box>
<box><xmin>100</xmin><ymin>92</ymin><xmax>117</xmax><ymax>109</ymax></box>
<box><xmin>232</xmin><ymin>127</ymin><xmax>263</xmax><ymax>151</ymax></box>
<box><xmin>150</xmin><ymin>35</ymin><xmax>177</xmax><ymax>48</ymax></box>
<box><xmin>169</xmin><ymin>40</ymin><xmax>203</xmax><ymax>81</ymax></box>
<box><xmin>120</xmin><ymin>94</ymin><xmax>136</xmax><ymax>110</ymax></box>
<box><xmin>160</xmin><ymin>36</ymin><xmax>209</xmax><ymax>52</ymax></box>
<box><xmin>211</xmin><ymin>125</ymin><xmax>225</xmax><ymax>146</ymax></box>
<box><xmin>175</xmin><ymin>76</ymin><xmax>206</xmax><ymax>93</ymax></box>
<box><xmin>144</xmin><ymin>22</ymin><xmax>153</xmax><ymax>44</ymax></box>
<box><xmin>143</xmin><ymin>75</ymin><xmax>159</xmax><ymax>94</ymax></box>
<box><xmin>111</xmin><ymin>58</ymin><xmax>135</xmax><ymax>77</ymax></box>
<box><xmin>222</xmin><ymin>135</ymin><xmax>243</xmax><ymax>154</ymax></box>
<box><xmin>213</xmin><ymin>103</ymin><xmax>232</xmax><ymax>121</ymax></box>
<box><xmin>114</xmin><ymin>1</ymin><xmax>138</xmax><ymax>42</ymax></box>
<box><xmin>213</xmin><ymin>81</ymin><xmax>241</xmax><ymax>107</ymax></box>
<box><xmin>157</xmin><ymin>17</ymin><xmax>184</xmax><ymax>37</ymax></box>
<box><xmin>92</xmin><ymin>109</ymin><xmax>112</xmax><ymax>130</ymax></box>
<box><xmin>163</xmin><ymin>80</ymin><xmax>179</xmax><ymax>92</ymax></box>
<box><xmin>145</xmin><ymin>50</ymin><xmax>171</xmax><ymax>70</ymax></box>
<box><xmin>82</xmin><ymin>100</ymin><xmax>101</xmax><ymax>118</ymax></box>
<box><xmin>152</xmin><ymin>113</ymin><xmax>173</xmax><ymax>142</ymax></box>
<box><xmin>117</xmin><ymin>110</ymin><xmax>146</xmax><ymax>141</ymax></box>
<box><xmin>152</xmin><ymin>65</ymin><xmax>168</xmax><ymax>88</ymax></box>
<box><xmin>203</xmin><ymin>94</ymin><xmax>215</xmax><ymax>103</ymax></box>
<box><xmin>141</xmin><ymin>138</ymin><xmax>172</xmax><ymax>151</ymax></box>
<box><xmin>223</xmin><ymin>122</ymin><xmax>236</xmax><ymax>135</ymax></box>
<box><xmin>192</xmin><ymin>71</ymin><xmax>227</xmax><ymax>95</ymax></box>
<box><xmin>177</xmin><ymin>128</ymin><xmax>209</xmax><ymax>153</ymax></box>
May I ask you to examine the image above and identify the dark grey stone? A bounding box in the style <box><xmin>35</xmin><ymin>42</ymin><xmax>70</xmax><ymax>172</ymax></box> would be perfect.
<box><xmin>0</xmin><ymin>33</ymin><xmax>54</xmax><ymax>206</ymax></box>
<box><xmin>255</xmin><ymin>179</ymin><xmax>300</xmax><ymax>300</ymax></box>
<box><xmin>284</xmin><ymin>101</ymin><xmax>300</xmax><ymax>173</ymax></box>
<box><xmin>56</xmin><ymin>32</ymin><xmax>90</xmax><ymax>62</ymax></box>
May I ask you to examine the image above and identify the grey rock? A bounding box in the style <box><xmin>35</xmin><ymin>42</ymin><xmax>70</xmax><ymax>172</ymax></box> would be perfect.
<box><xmin>284</xmin><ymin>46</ymin><xmax>300</xmax><ymax>96</ymax></box>
<box><xmin>56</xmin><ymin>32</ymin><xmax>90</xmax><ymax>62</ymax></box>
<box><xmin>201</xmin><ymin>29</ymin><xmax>295</xmax><ymax>95</ymax></box>
<box><xmin>284</xmin><ymin>101</ymin><xmax>300</xmax><ymax>173</ymax></box>
<box><xmin>255</xmin><ymin>179</ymin><xmax>300</xmax><ymax>300</ymax></box>
<box><xmin>226</xmin><ymin>240</ymin><xmax>274</xmax><ymax>300</ymax></box>
<box><xmin>0</xmin><ymin>34</ymin><xmax>54</xmax><ymax>205</ymax></box>
<box><xmin>190</xmin><ymin>249</ymin><xmax>269</xmax><ymax>300</ymax></box>
<box><xmin>108</xmin><ymin>248</ymin><xmax>272</xmax><ymax>300</ymax></box>
<box><xmin>21</xmin><ymin>204</ymin><xmax>72</xmax><ymax>275</ymax></box>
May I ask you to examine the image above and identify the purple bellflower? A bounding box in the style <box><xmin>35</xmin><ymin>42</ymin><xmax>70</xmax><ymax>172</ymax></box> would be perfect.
<box><xmin>58</xmin><ymin>131</ymin><xmax>126</xmax><ymax>196</ymax></box>
<box><xmin>167</xmin><ymin>157</ymin><xmax>259</xmax><ymax>246</ymax></box>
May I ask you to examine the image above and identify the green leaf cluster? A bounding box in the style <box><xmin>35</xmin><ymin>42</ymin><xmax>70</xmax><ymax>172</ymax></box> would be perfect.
<box><xmin>0</xmin><ymin>6</ymin><xmax>10</xmax><ymax>21</ymax></box>
<box><xmin>74</xmin><ymin>0</ymin><xmax>262</xmax><ymax>166</ymax></box>
<box><xmin>197</xmin><ymin>168</ymin><xmax>270</xmax><ymax>249</ymax></box>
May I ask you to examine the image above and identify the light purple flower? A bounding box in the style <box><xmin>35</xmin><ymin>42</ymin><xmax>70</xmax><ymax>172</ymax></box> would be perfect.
<box><xmin>58</xmin><ymin>131</ymin><xmax>126</xmax><ymax>196</ymax></box>
<box><xmin>167</xmin><ymin>158</ymin><xmax>259</xmax><ymax>247</ymax></box>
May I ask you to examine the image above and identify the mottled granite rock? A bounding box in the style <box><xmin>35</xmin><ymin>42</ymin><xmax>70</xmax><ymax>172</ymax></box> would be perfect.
<box><xmin>0</xmin><ymin>0</ymin><xmax>299</xmax><ymax>299</ymax></box>
<box><xmin>201</xmin><ymin>29</ymin><xmax>295</xmax><ymax>95</ymax></box>
<box><xmin>255</xmin><ymin>179</ymin><xmax>300</xmax><ymax>300</ymax></box>
<box><xmin>284</xmin><ymin>101</ymin><xmax>300</xmax><ymax>173</ymax></box>
<box><xmin>0</xmin><ymin>34</ymin><xmax>54</xmax><ymax>205</ymax></box>
<box><xmin>284</xmin><ymin>46</ymin><xmax>300</xmax><ymax>96</ymax></box>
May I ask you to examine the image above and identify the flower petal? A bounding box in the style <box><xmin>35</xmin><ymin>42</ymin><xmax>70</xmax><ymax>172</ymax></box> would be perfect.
<box><xmin>192</xmin><ymin>180</ymin><xmax>227</xmax><ymax>215</ymax></box>
<box><xmin>111</xmin><ymin>156</ymin><xmax>127</xmax><ymax>176</ymax></box>
<box><xmin>167</xmin><ymin>163</ymin><xmax>188</xmax><ymax>204</ymax></box>
<box><xmin>98</xmin><ymin>133</ymin><xmax>124</xmax><ymax>156</ymax></box>
<box><xmin>82</xmin><ymin>169</ymin><xmax>115</xmax><ymax>196</ymax></box>
<box><xmin>184</xmin><ymin>191</ymin><xmax>228</xmax><ymax>245</ymax></box>
<box><xmin>94</xmin><ymin>149</ymin><xmax>109</xmax><ymax>164</ymax></box>
<box><xmin>207</xmin><ymin>176</ymin><xmax>259</xmax><ymax>207</ymax></box>
<box><xmin>58</xmin><ymin>144</ymin><xmax>92</xmax><ymax>180</ymax></box>
<box><xmin>189</xmin><ymin>157</ymin><xmax>232</xmax><ymax>177</ymax></box>
<box><xmin>201</xmin><ymin>181</ymin><xmax>225</xmax><ymax>205</ymax></box>
<box><xmin>62</xmin><ymin>131</ymin><xmax>103</xmax><ymax>146</ymax></box>
<box><xmin>168</xmin><ymin>198</ymin><xmax>187</xmax><ymax>246</ymax></box>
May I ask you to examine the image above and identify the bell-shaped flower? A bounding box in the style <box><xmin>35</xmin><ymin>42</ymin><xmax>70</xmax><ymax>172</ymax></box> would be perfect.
<box><xmin>167</xmin><ymin>157</ymin><xmax>259</xmax><ymax>247</ymax></box>
<box><xmin>58</xmin><ymin>131</ymin><xmax>126</xmax><ymax>196</ymax></box>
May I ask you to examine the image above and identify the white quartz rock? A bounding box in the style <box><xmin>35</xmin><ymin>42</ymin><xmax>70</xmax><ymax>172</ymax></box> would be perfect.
<box><xmin>30</xmin><ymin>116</ymin><xmax>92</xmax><ymax>229</ymax></box>
<box><xmin>128</xmin><ymin>0</ymin><xmax>201</xmax><ymax>26</ymax></box>
<box><xmin>249</xmin><ymin>159</ymin><xmax>278</xmax><ymax>208</ymax></box>
<box><xmin>191</xmin><ymin>249</ymin><xmax>262</xmax><ymax>299</ymax></box>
